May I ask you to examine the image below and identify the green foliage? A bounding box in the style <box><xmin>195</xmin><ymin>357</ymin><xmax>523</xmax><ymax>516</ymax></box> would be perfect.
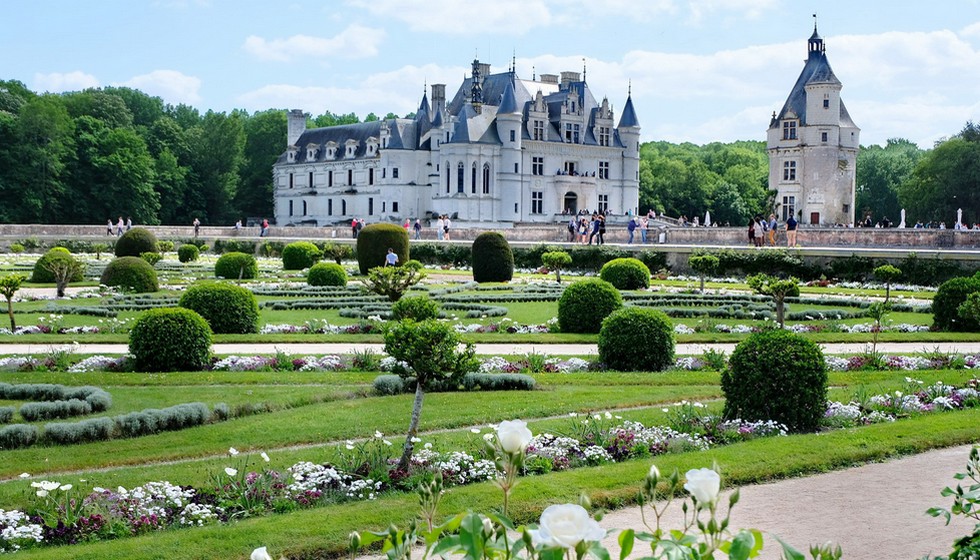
<box><xmin>320</xmin><ymin>242</ymin><xmax>354</xmax><ymax>265</ymax></box>
<box><xmin>391</xmin><ymin>295</ymin><xmax>440</xmax><ymax>321</ymax></box>
<box><xmin>129</xmin><ymin>307</ymin><xmax>213</xmax><ymax>372</ymax></box>
<box><xmin>0</xmin><ymin>273</ymin><xmax>26</xmax><ymax>330</ymax></box>
<box><xmin>158</xmin><ymin>241</ymin><xmax>174</xmax><ymax>254</ymax></box>
<box><xmin>373</xmin><ymin>372</ymin><xmax>535</xmax><ymax>395</ymax></box>
<box><xmin>695</xmin><ymin>249</ymin><xmax>814</xmax><ymax>278</ymax></box>
<box><xmin>282</xmin><ymin>241</ymin><xmax>323</xmax><ymax>270</ymax></box>
<box><xmin>179</xmin><ymin>281</ymin><xmax>259</xmax><ymax>334</ymax></box>
<box><xmin>856</xmin><ymin>139</ymin><xmax>922</xmax><ymax>225</ymax></box>
<box><xmin>934</xmin><ymin>276</ymin><xmax>980</xmax><ymax>332</ymax></box>
<box><xmin>114</xmin><ymin>227</ymin><xmax>159</xmax><ymax>257</ymax></box>
<box><xmin>31</xmin><ymin>247</ymin><xmax>84</xmax><ymax>284</ymax></box>
<box><xmin>722</xmin><ymin>330</ymin><xmax>827</xmax><ymax>433</ymax></box>
<box><xmin>100</xmin><ymin>256</ymin><xmax>159</xmax><ymax>293</ymax></box>
<box><xmin>558</xmin><ymin>279</ymin><xmax>623</xmax><ymax>333</ymax></box>
<box><xmin>925</xmin><ymin>445</ymin><xmax>980</xmax><ymax>560</ymax></box>
<box><xmin>307</xmin><ymin>262</ymin><xmax>348</xmax><ymax>287</ymax></box>
<box><xmin>382</xmin><ymin>319</ymin><xmax>477</xmax><ymax>387</ymax></box>
<box><xmin>362</xmin><ymin>260</ymin><xmax>426</xmax><ymax>302</ymax></box>
<box><xmin>598</xmin><ymin>307</ymin><xmax>675</xmax><ymax>371</ymax></box>
<box><xmin>214</xmin><ymin>252</ymin><xmax>258</xmax><ymax>280</ymax></box>
<box><xmin>0</xmin><ymin>406</ymin><xmax>12</xmax><ymax>424</ymax></box>
<box><xmin>875</xmin><ymin>264</ymin><xmax>903</xmax><ymax>303</ymax></box>
<box><xmin>140</xmin><ymin>252</ymin><xmax>162</xmax><ymax>266</ymax></box>
<box><xmin>541</xmin><ymin>251</ymin><xmax>572</xmax><ymax>283</ymax></box>
<box><xmin>212</xmin><ymin>239</ymin><xmax>257</xmax><ymax>255</ymax></box>
<box><xmin>599</xmin><ymin>258</ymin><xmax>651</xmax><ymax>290</ymax></box>
<box><xmin>958</xmin><ymin>292</ymin><xmax>980</xmax><ymax>326</ymax></box>
<box><xmin>177</xmin><ymin>244</ymin><xmax>200</xmax><ymax>263</ymax></box>
<box><xmin>471</xmin><ymin>232</ymin><xmax>514</xmax><ymax>283</ymax></box>
<box><xmin>898</xmin><ymin>124</ymin><xmax>980</xmax><ymax>225</ymax></box>
<box><xmin>356</xmin><ymin>223</ymin><xmax>409</xmax><ymax>275</ymax></box>
<box><xmin>0</xmin><ymin>424</ymin><xmax>40</xmax><ymax>449</ymax></box>
<box><xmin>689</xmin><ymin>254</ymin><xmax>720</xmax><ymax>292</ymax></box>
<box><xmin>9</xmin><ymin>243</ymin><xmax>25</xmax><ymax>253</ymax></box>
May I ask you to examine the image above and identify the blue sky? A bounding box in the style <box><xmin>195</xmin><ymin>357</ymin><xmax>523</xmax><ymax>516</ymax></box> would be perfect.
<box><xmin>3</xmin><ymin>0</ymin><xmax>979</xmax><ymax>148</ymax></box>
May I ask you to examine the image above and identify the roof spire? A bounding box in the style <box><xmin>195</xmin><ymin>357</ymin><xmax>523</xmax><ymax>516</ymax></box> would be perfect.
<box><xmin>628</xmin><ymin>79</ymin><xmax>632</xmax><ymax>96</ymax></box>
<box><xmin>532</xmin><ymin>65</ymin><xmax>536</xmax><ymax>81</ymax></box>
<box><xmin>808</xmin><ymin>15</ymin><xmax>825</xmax><ymax>59</ymax></box>
<box><xmin>582</xmin><ymin>57</ymin><xmax>587</xmax><ymax>82</ymax></box>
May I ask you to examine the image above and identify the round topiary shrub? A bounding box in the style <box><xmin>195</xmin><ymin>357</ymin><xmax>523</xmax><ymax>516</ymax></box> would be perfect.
<box><xmin>129</xmin><ymin>307</ymin><xmax>212</xmax><ymax>372</ymax></box>
<box><xmin>114</xmin><ymin>227</ymin><xmax>159</xmax><ymax>257</ymax></box>
<box><xmin>177</xmin><ymin>244</ymin><xmax>200</xmax><ymax>263</ymax></box>
<box><xmin>307</xmin><ymin>262</ymin><xmax>348</xmax><ymax>286</ymax></box>
<box><xmin>557</xmin><ymin>279</ymin><xmax>623</xmax><ymax>334</ymax></box>
<box><xmin>721</xmin><ymin>330</ymin><xmax>827</xmax><ymax>433</ymax></box>
<box><xmin>282</xmin><ymin>241</ymin><xmax>323</xmax><ymax>270</ymax></box>
<box><xmin>933</xmin><ymin>276</ymin><xmax>980</xmax><ymax>332</ymax></box>
<box><xmin>471</xmin><ymin>232</ymin><xmax>514</xmax><ymax>283</ymax></box>
<box><xmin>178</xmin><ymin>281</ymin><xmax>259</xmax><ymax>334</ymax></box>
<box><xmin>215</xmin><ymin>252</ymin><xmax>258</xmax><ymax>280</ymax></box>
<box><xmin>599</xmin><ymin>257</ymin><xmax>651</xmax><ymax>290</ymax></box>
<box><xmin>391</xmin><ymin>295</ymin><xmax>440</xmax><ymax>321</ymax></box>
<box><xmin>356</xmin><ymin>223</ymin><xmax>409</xmax><ymax>275</ymax></box>
<box><xmin>100</xmin><ymin>256</ymin><xmax>159</xmax><ymax>293</ymax></box>
<box><xmin>598</xmin><ymin>307</ymin><xmax>674</xmax><ymax>371</ymax></box>
<box><xmin>31</xmin><ymin>247</ymin><xmax>84</xmax><ymax>283</ymax></box>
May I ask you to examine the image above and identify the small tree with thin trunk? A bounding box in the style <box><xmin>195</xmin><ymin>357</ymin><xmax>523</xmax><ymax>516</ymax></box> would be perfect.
<box><xmin>689</xmin><ymin>254</ymin><xmax>720</xmax><ymax>293</ymax></box>
<box><xmin>0</xmin><ymin>274</ymin><xmax>26</xmax><ymax>331</ymax></box>
<box><xmin>383</xmin><ymin>319</ymin><xmax>478</xmax><ymax>471</ymax></box>
<box><xmin>541</xmin><ymin>251</ymin><xmax>572</xmax><ymax>283</ymax></box>
<box><xmin>747</xmin><ymin>273</ymin><xmax>800</xmax><ymax>328</ymax></box>
<box><xmin>874</xmin><ymin>264</ymin><xmax>902</xmax><ymax>304</ymax></box>
<box><xmin>43</xmin><ymin>254</ymin><xmax>84</xmax><ymax>298</ymax></box>
<box><xmin>363</xmin><ymin>260</ymin><xmax>427</xmax><ymax>302</ymax></box>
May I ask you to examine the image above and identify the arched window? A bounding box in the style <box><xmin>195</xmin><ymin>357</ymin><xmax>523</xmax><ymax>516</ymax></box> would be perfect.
<box><xmin>471</xmin><ymin>163</ymin><xmax>477</xmax><ymax>194</ymax></box>
<box><xmin>482</xmin><ymin>164</ymin><xmax>491</xmax><ymax>194</ymax></box>
<box><xmin>445</xmin><ymin>165</ymin><xmax>450</xmax><ymax>193</ymax></box>
<box><xmin>457</xmin><ymin>162</ymin><xmax>464</xmax><ymax>193</ymax></box>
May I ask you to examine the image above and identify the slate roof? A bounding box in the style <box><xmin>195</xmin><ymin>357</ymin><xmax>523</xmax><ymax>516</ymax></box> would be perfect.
<box><xmin>771</xmin><ymin>30</ymin><xmax>856</xmax><ymax>129</ymax></box>
<box><xmin>618</xmin><ymin>95</ymin><xmax>639</xmax><ymax>128</ymax></box>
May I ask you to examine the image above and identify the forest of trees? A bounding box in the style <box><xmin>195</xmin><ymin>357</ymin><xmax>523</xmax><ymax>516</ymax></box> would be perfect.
<box><xmin>0</xmin><ymin>79</ymin><xmax>977</xmax><ymax>227</ymax></box>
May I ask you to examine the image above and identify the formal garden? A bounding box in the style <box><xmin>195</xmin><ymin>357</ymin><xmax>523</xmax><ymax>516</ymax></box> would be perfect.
<box><xmin>1</xmin><ymin>227</ymin><xmax>979</xmax><ymax>559</ymax></box>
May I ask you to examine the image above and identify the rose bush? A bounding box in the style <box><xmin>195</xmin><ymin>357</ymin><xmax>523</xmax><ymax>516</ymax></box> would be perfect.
<box><xmin>528</xmin><ymin>504</ymin><xmax>606</xmax><ymax>549</ymax></box>
<box><xmin>496</xmin><ymin>419</ymin><xmax>533</xmax><ymax>454</ymax></box>
<box><xmin>684</xmin><ymin>467</ymin><xmax>721</xmax><ymax>507</ymax></box>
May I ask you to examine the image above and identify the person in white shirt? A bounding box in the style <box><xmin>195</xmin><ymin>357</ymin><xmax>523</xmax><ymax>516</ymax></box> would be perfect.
<box><xmin>436</xmin><ymin>216</ymin><xmax>445</xmax><ymax>240</ymax></box>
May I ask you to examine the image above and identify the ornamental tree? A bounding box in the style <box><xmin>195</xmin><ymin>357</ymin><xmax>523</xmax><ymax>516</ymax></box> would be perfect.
<box><xmin>43</xmin><ymin>253</ymin><xmax>84</xmax><ymax>298</ymax></box>
<box><xmin>541</xmin><ymin>251</ymin><xmax>572</xmax><ymax>283</ymax></box>
<box><xmin>747</xmin><ymin>273</ymin><xmax>800</xmax><ymax>327</ymax></box>
<box><xmin>873</xmin><ymin>264</ymin><xmax>902</xmax><ymax>304</ymax></box>
<box><xmin>688</xmin><ymin>254</ymin><xmax>720</xmax><ymax>293</ymax></box>
<box><xmin>362</xmin><ymin>260</ymin><xmax>426</xmax><ymax>302</ymax></box>
<box><xmin>383</xmin><ymin>318</ymin><xmax>478</xmax><ymax>471</ymax></box>
<box><xmin>0</xmin><ymin>274</ymin><xmax>26</xmax><ymax>331</ymax></box>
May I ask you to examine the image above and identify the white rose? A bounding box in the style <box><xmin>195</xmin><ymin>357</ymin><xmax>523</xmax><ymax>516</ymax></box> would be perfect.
<box><xmin>648</xmin><ymin>464</ymin><xmax>660</xmax><ymax>479</ymax></box>
<box><xmin>225</xmin><ymin>467</ymin><xmax>238</xmax><ymax>477</ymax></box>
<box><xmin>251</xmin><ymin>546</ymin><xmax>273</xmax><ymax>560</ymax></box>
<box><xmin>496</xmin><ymin>419</ymin><xmax>533</xmax><ymax>454</ymax></box>
<box><xmin>529</xmin><ymin>504</ymin><xmax>606</xmax><ymax>549</ymax></box>
<box><xmin>684</xmin><ymin>468</ymin><xmax>721</xmax><ymax>506</ymax></box>
<box><xmin>261</xmin><ymin>452</ymin><xmax>271</xmax><ymax>463</ymax></box>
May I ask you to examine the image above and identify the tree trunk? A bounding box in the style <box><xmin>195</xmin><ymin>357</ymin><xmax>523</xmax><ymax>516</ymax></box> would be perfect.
<box><xmin>700</xmin><ymin>275</ymin><xmax>705</xmax><ymax>293</ymax></box>
<box><xmin>55</xmin><ymin>280</ymin><xmax>67</xmax><ymax>298</ymax></box>
<box><xmin>6</xmin><ymin>300</ymin><xmax>15</xmax><ymax>331</ymax></box>
<box><xmin>397</xmin><ymin>382</ymin><xmax>426</xmax><ymax>471</ymax></box>
<box><xmin>885</xmin><ymin>284</ymin><xmax>890</xmax><ymax>305</ymax></box>
<box><xmin>556</xmin><ymin>269</ymin><xmax>562</xmax><ymax>284</ymax></box>
<box><xmin>776</xmin><ymin>297</ymin><xmax>785</xmax><ymax>328</ymax></box>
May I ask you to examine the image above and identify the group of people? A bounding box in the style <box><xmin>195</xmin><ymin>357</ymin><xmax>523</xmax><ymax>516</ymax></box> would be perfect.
<box><xmin>106</xmin><ymin>217</ymin><xmax>132</xmax><ymax>236</ymax></box>
<box><xmin>748</xmin><ymin>214</ymin><xmax>797</xmax><ymax>247</ymax></box>
<box><xmin>567</xmin><ymin>213</ymin><xmax>607</xmax><ymax>245</ymax></box>
<box><xmin>435</xmin><ymin>215</ymin><xmax>452</xmax><ymax>241</ymax></box>
<box><xmin>625</xmin><ymin>215</ymin><xmax>652</xmax><ymax>244</ymax></box>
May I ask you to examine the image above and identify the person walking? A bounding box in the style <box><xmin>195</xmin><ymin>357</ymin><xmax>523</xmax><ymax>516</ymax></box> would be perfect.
<box><xmin>116</xmin><ymin>217</ymin><xmax>125</xmax><ymax>236</ymax></box>
<box><xmin>260</xmin><ymin>218</ymin><xmax>269</xmax><ymax>237</ymax></box>
<box><xmin>626</xmin><ymin>216</ymin><xmax>637</xmax><ymax>244</ymax></box>
<box><xmin>597</xmin><ymin>214</ymin><xmax>606</xmax><ymax>245</ymax></box>
<box><xmin>125</xmin><ymin>217</ymin><xmax>132</xmax><ymax>231</ymax></box>
<box><xmin>351</xmin><ymin>218</ymin><xmax>359</xmax><ymax>239</ymax></box>
<box><xmin>192</xmin><ymin>217</ymin><xmax>200</xmax><ymax>238</ymax></box>
<box><xmin>768</xmin><ymin>214</ymin><xmax>777</xmax><ymax>246</ymax></box>
<box><xmin>786</xmin><ymin>214</ymin><xmax>798</xmax><ymax>247</ymax></box>
<box><xmin>403</xmin><ymin>218</ymin><xmax>411</xmax><ymax>231</ymax></box>
<box><xmin>413</xmin><ymin>219</ymin><xmax>422</xmax><ymax>240</ymax></box>
<box><xmin>747</xmin><ymin>218</ymin><xmax>756</xmax><ymax>247</ymax></box>
<box><xmin>384</xmin><ymin>248</ymin><xmax>399</xmax><ymax>267</ymax></box>
<box><xmin>443</xmin><ymin>216</ymin><xmax>452</xmax><ymax>241</ymax></box>
<box><xmin>567</xmin><ymin>216</ymin><xmax>577</xmax><ymax>243</ymax></box>
<box><xmin>640</xmin><ymin>216</ymin><xmax>649</xmax><ymax>243</ymax></box>
<box><xmin>578</xmin><ymin>218</ymin><xmax>588</xmax><ymax>244</ymax></box>
<box><xmin>106</xmin><ymin>219</ymin><xmax>113</xmax><ymax>236</ymax></box>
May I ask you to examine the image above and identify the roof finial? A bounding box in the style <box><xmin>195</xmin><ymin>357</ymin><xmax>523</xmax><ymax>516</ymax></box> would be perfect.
<box><xmin>582</xmin><ymin>57</ymin><xmax>587</xmax><ymax>82</ymax></box>
<box><xmin>813</xmin><ymin>12</ymin><xmax>817</xmax><ymax>32</ymax></box>
<box><xmin>532</xmin><ymin>65</ymin><xmax>536</xmax><ymax>81</ymax></box>
<box><xmin>628</xmin><ymin>79</ymin><xmax>632</xmax><ymax>97</ymax></box>
<box><xmin>512</xmin><ymin>49</ymin><xmax>516</xmax><ymax>74</ymax></box>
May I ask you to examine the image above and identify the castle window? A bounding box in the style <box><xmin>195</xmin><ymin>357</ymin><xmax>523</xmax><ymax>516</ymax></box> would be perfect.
<box><xmin>392</xmin><ymin>168</ymin><xmax>399</xmax><ymax>179</ymax></box>
<box><xmin>342</xmin><ymin>199</ymin><xmax>347</xmax><ymax>215</ymax></box>
<box><xmin>382</xmin><ymin>201</ymin><xmax>386</xmax><ymax>213</ymax></box>
<box><xmin>307</xmin><ymin>148</ymin><xmax>316</xmax><ymax>160</ymax></box>
<box><xmin>328</xmin><ymin>171</ymin><xmax>333</xmax><ymax>187</ymax></box>
<box><xmin>598</xmin><ymin>194</ymin><xmax>609</xmax><ymax>214</ymax></box>
<box><xmin>598</xmin><ymin>161</ymin><xmax>610</xmax><ymax>180</ymax></box>
<box><xmin>781</xmin><ymin>196</ymin><xmax>796</xmax><ymax>222</ymax></box>
<box><xmin>598</xmin><ymin>126</ymin><xmax>610</xmax><ymax>147</ymax></box>
<box><xmin>532</xmin><ymin>156</ymin><xmax>544</xmax><ymax>176</ymax></box>
<box><xmin>514</xmin><ymin>163</ymin><xmax>518</xmax><ymax>173</ymax></box>
<box><xmin>309</xmin><ymin>172</ymin><xmax>314</xmax><ymax>188</ymax></box>
<box><xmin>289</xmin><ymin>173</ymin><xmax>294</xmax><ymax>189</ymax></box>
<box><xmin>369</xmin><ymin>168</ymin><xmax>374</xmax><ymax>185</ymax></box>
<box><xmin>302</xmin><ymin>200</ymin><xmax>307</xmax><ymax>215</ymax></box>
<box><xmin>564</xmin><ymin>123</ymin><xmax>580</xmax><ymax>143</ymax></box>
<box><xmin>821</xmin><ymin>132</ymin><xmax>828</xmax><ymax>143</ymax></box>
<box><xmin>532</xmin><ymin>120</ymin><xmax>545</xmax><ymax>140</ymax></box>
<box><xmin>483</xmin><ymin>163</ymin><xmax>490</xmax><ymax>194</ymax></box>
<box><xmin>843</xmin><ymin>204</ymin><xmax>850</xmax><ymax>214</ymax></box>
<box><xmin>509</xmin><ymin>130</ymin><xmax>516</xmax><ymax>142</ymax></box>
<box><xmin>446</xmin><ymin>166</ymin><xmax>450</xmax><ymax>193</ymax></box>
<box><xmin>392</xmin><ymin>201</ymin><xmax>399</xmax><ymax>212</ymax></box>
<box><xmin>782</xmin><ymin>120</ymin><xmax>797</xmax><ymax>140</ymax></box>
<box><xmin>287</xmin><ymin>149</ymin><xmax>296</xmax><ymax>163</ymax></box>
<box><xmin>348</xmin><ymin>169</ymin><xmax>353</xmax><ymax>185</ymax></box>
<box><xmin>531</xmin><ymin>192</ymin><xmax>543</xmax><ymax>214</ymax></box>
<box><xmin>471</xmin><ymin>164</ymin><xmax>477</xmax><ymax>194</ymax></box>
<box><xmin>457</xmin><ymin>162</ymin><xmax>464</xmax><ymax>193</ymax></box>
<box><xmin>823</xmin><ymin>94</ymin><xmax>830</xmax><ymax>109</ymax></box>
<box><xmin>289</xmin><ymin>200</ymin><xmax>294</xmax><ymax>216</ymax></box>
<box><xmin>782</xmin><ymin>161</ymin><xmax>797</xmax><ymax>181</ymax></box>
<box><xmin>328</xmin><ymin>199</ymin><xmax>333</xmax><ymax>216</ymax></box>
<box><xmin>368</xmin><ymin>197</ymin><xmax>374</xmax><ymax>215</ymax></box>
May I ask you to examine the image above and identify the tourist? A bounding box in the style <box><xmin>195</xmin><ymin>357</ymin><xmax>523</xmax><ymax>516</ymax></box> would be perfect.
<box><xmin>768</xmin><ymin>214</ymin><xmax>778</xmax><ymax>246</ymax></box>
<box><xmin>125</xmin><ymin>217</ymin><xmax>132</xmax><ymax>231</ymax></box>
<box><xmin>436</xmin><ymin>216</ymin><xmax>445</xmax><ymax>240</ymax></box>
<box><xmin>443</xmin><ymin>216</ymin><xmax>452</xmax><ymax>241</ymax></box>
<box><xmin>567</xmin><ymin>216</ymin><xmax>577</xmax><ymax>242</ymax></box>
<box><xmin>260</xmin><ymin>218</ymin><xmax>269</xmax><ymax>237</ymax></box>
<box><xmin>351</xmin><ymin>218</ymin><xmax>359</xmax><ymax>239</ymax></box>
<box><xmin>747</xmin><ymin>218</ymin><xmax>756</xmax><ymax>246</ymax></box>
<box><xmin>760</xmin><ymin>215</ymin><xmax>769</xmax><ymax>244</ymax></box>
<box><xmin>786</xmin><ymin>214</ymin><xmax>798</xmax><ymax>247</ymax></box>
<box><xmin>693</xmin><ymin>216</ymin><xmax>700</xmax><ymax>228</ymax></box>
<box><xmin>640</xmin><ymin>216</ymin><xmax>649</xmax><ymax>243</ymax></box>
<box><xmin>578</xmin><ymin>218</ymin><xmax>588</xmax><ymax>244</ymax></box>
<box><xmin>234</xmin><ymin>219</ymin><xmax>242</xmax><ymax>231</ymax></box>
<box><xmin>597</xmin><ymin>214</ymin><xmax>606</xmax><ymax>245</ymax></box>
<box><xmin>192</xmin><ymin>217</ymin><xmax>200</xmax><ymax>237</ymax></box>
<box><xmin>384</xmin><ymin>248</ymin><xmax>399</xmax><ymax>267</ymax></box>
<box><xmin>116</xmin><ymin>217</ymin><xmax>125</xmax><ymax>236</ymax></box>
<box><xmin>413</xmin><ymin>219</ymin><xmax>422</xmax><ymax>240</ymax></box>
<box><xmin>627</xmin><ymin>216</ymin><xmax>637</xmax><ymax>244</ymax></box>
<box><xmin>403</xmin><ymin>218</ymin><xmax>411</xmax><ymax>231</ymax></box>
<box><xmin>106</xmin><ymin>219</ymin><xmax>113</xmax><ymax>236</ymax></box>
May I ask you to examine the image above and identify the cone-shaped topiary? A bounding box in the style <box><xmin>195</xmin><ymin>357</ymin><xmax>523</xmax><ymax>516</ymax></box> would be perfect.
<box><xmin>933</xmin><ymin>276</ymin><xmax>980</xmax><ymax>332</ymax></box>
<box><xmin>115</xmin><ymin>227</ymin><xmax>159</xmax><ymax>257</ymax></box>
<box><xmin>307</xmin><ymin>262</ymin><xmax>348</xmax><ymax>286</ymax></box>
<box><xmin>178</xmin><ymin>281</ymin><xmax>259</xmax><ymax>334</ymax></box>
<box><xmin>598</xmin><ymin>307</ymin><xmax>675</xmax><ymax>371</ymax></box>
<box><xmin>177</xmin><ymin>244</ymin><xmax>200</xmax><ymax>263</ymax></box>
<box><xmin>722</xmin><ymin>329</ymin><xmax>827</xmax><ymax>433</ymax></box>
<box><xmin>100</xmin><ymin>257</ymin><xmax>159</xmax><ymax>293</ymax></box>
<box><xmin>557</xmin><ymin>279</ymin><xmax>623</xmax><ymax>333</ymax></box>
<box><xmin>129</xmin><ymin>307</ymin><xmax>212</xmax><ymax>372</ymax></box>
<box><xmin>282</xmin><ymin>241</ymin><xmax>323</xmax><ymax>270</ymax></box>
<box><xmin>31</xmin><ymin>248</ymin><xmax>84</xmax><ymax>284</ymax></box>
<box><xmin>356</xmin><ymin>223</ymin><xmax>409</xmax><ymax>275</ymax></box>
<box><xmin>214</xmin><ymin>252</ymin><xmax>258</xmax><ymax>280</ymax></box>
<box><xmin>599</xmin><ymin>257</ymin><xmax>651</xmax><ymax>290</ymax></box>
<box><xmin>471</xmin><ymin>232</ymin><xmax>514</xmax><ymax>283</ymax></box>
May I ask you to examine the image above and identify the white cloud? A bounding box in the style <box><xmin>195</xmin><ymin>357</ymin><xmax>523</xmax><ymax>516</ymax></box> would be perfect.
<box><xmin>961</xmin><ymin>20</ymin><xmax>980</xmax><ymax>38</ymax></box>
<box><xmin>685</xmin><ymin>0</ymin><xmax>780</xmax><ymax>23</ymax></box>
<box><xmin>346</xmin><ymin>0</ymin><xmax>552</xmax><ymax>34</ymax></box>
<box><xmin>33</xmin><ymin>71</ymin><xmax>100</xmax><ymax>93</ymax></box>
<box><xmin>243</xmin><ymin>24</ymin><xmax>386</xmax><ymax>62</ymax></box>
<box><xmin>117</xmin><ymin>70</ymin><xmax>202</xmax><ymax>105</ymax></box>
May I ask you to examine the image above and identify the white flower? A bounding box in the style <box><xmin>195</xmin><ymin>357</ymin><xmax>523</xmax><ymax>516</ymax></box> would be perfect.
<box><xmin>251</xmin><ymin>547</ymin><xmax>273</xmax><ymax>560</ymax></box>
<box><xmin>375</xmin><ymin>431</ymin><xmax>384</xmax><ymax>438</ymax></box>
<box><xmin>648</xmin><ymin>464</ymin><xmax>660</xmax><ymax>479</ymax></box>
<box><xmin>684</xmin><ymin>468</ymin><xmax>721</xmax><ymax>507</ymax></box>
<box><xmin>410</xmin><ymin>437</ymin><xmax>422</xmax><ymax>443</ymax></box>
<box><xmin>604</xmin><ymin>411</ymin><xmax>612</xmax><ymax>419</ymax></box>
<box><xmin>59</xmin><ymin>484</ymin><xmax>72</xmax><ymax>491</ymax></box>
<box><xmin>383</xmin><ymin>440</ymin><xmax>392</xmax><ymax>446</ymax></box>
<box><xmin>261</xmin><ymin>452</ymin><xmax>271</xmax><ymax>463</ymax></box>
<box><xmin>424</xmin><ymin>442</ymin><xmax>433</xmax><ymax>449</ymax></box>
<box><xmin>471</xmin><ymin>428</ymin><xmax>481</xmax><ymax>434</ymax></box>
<box><xmin>36</xmin><ymin>490</ymin><xmax>49</xmax><ymax>498</ymax></box>
<box><xmin>225</xmin><ymin>467</ymin><xmax>238</xmax><ymax>477</ymax></box>
<box><xmin>345</xmin><ymin>443</ymin><xmax>355</xmax><ymax>450</ymax></box>
<box><xmin>229</xmin><ymin>447</ymin><xmax>239</xmax><ymax>456</ymax></box>
<box><xmin>19</xmin><ymin>473</ymin><xmax>30</xmax><ymax>479</ymax></box>
<box><xmin>495</xmin><ymin>419</ymin><xmax>533</xmax><ymax>454</ymax></box>
<box><xmin>528</xmin><ymin>504</ymin><xmax>606</xmax><ymax>549</ymax></box>
<box><xmin>483</xmin><ymin>433</ymin><xmax>494</xmax><ymax>442</ymax></box>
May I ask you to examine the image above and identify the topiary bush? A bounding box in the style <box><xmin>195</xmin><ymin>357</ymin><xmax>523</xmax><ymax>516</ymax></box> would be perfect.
<box><xmin>140</xmin><ymin>252</ymin><xmax>162</xmax><ymax>267</ymax></box>
<box><xmin>215</xmin><ymin>252</ymin><xmax>258</xmax><ymax>280</ymax></box>
<box><xmin>178</xmin><ymin>281</ymin><xmax>259</xmax><ymax>334</ymax></box>
<box><xmin>282</xmin><ymin>241</ymin><xmax>323</xmax><ymax>270</ymax></box>
<box><xmin>933</xmin><ymin>276</ymin><xmax>980</xmax><ymax>332</ymax></box>
<box><xmin>599</xmin><ymin>257</ymin><xmax>651</xmax><ymax>290</ymax></box>
<box><xmin>129</xmin><ymin>307</ymin><xmax>212</xmax><ymax>372</ymax></box>
<box><xmin>307</xmin><ymin>262</ymin><xmax>348</xmax><ymax>287</ymax></box>
<box><xmin>100</xmin><ymin>257</ymin><xmax>159</xmax><ymax>293</ymax></box>
<box><xmin>177</xmin><ymin>244</ymin><xmax>200</xmax><ymax>263</ymax></box>
<box><xmin>356</xmin><ymin>223</ymin><xmax>409</xmax><ymax>275</ymax></box>
<box><xmin>721</xmin><ymin>330</ymin><xmax>827</xmax><ymax>433</ymax></box>
<box><xmin>391</xmin><ymin>295</ymin><xmax>440</xmax><ymax>321</ymax></box>
<box><xmin>31</xmin><ymin>247</ymin><xmax>84</xmax><ymax>284</ymax></box>
<box><xmin>557</xmin><ymin>279</ymin><xmax>623</xmax><ymax>333</ymax></box>
<box><xmin>471</xmin><ymin>232</ymin><xmax>514</xmax><ymax>283</ymax></box>
<box><xmin>598</xmin><ymin>307</ymin><xmax>675</xmax><ymax>371</ymax></box>
<box><xmin>114</xmin><ymin>227</ymin><xmax>159</xmax><ymax>257</ymax></box>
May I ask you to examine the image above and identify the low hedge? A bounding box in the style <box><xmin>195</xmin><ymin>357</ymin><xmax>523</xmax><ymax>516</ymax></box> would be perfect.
<box><xmin>115</xmin><ymin>227</ymin><xmax>159</xmax><ymax>257</ymax></box>
<box><xmin>373</xmin><ymin>372</ymin><xmax>535</xmax><ymax>395</ymax></box>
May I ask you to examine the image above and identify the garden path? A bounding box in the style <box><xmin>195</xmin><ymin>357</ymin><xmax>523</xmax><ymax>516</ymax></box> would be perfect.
<box><xmin>3</xmin><ymin>342</ymin><xmax>980</xmax><ymax>356</ymax></box>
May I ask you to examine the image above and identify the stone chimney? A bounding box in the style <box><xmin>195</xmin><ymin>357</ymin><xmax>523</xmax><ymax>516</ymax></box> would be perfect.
<box><xmin>540</xmin><ymin>74</ymin><xmax>559</xmax><ymax>85</ymax></box>
<box><xmin>431</xmin><ymin>83</ymin><xmax>446</xmax><ymax>113</ymax></box>
<box><xmin>560</xmin><ymin>71</ymin><xmax>581</xmax><ymax>90</ymax></box>
<box><xmin>287</xmin><ymin>109</ymin><xmax>306</xmax><ymax>147</ymax></box>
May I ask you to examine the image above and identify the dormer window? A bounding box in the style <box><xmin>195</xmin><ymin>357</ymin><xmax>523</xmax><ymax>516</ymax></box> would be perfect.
<box><xmin>286</xmin><ymin>146</ymin><xmax>297</xmax><ymax>163</ymax></box>
<box><xmin>366</xmin><ymin>137</ymin><xmax>379</xmax><ymax>157</ymax></box>
<box><xmin>306</xmin><ymin>144</ymin><xmax>318</xmax><ymax>161</ymax></box>
<box><xmin>325</xmin><ymin>141</ymin><xmax>338</xmax><ymax>160</ymax></box>
<box><xmin>345</xmin><ymin>139</ymin><xmax>359</xmax><ymax>159</ymax></box>
<box><xmin>782</xmin><ymin>120</ymin><xmax>797</xmax><ymax>140</ymax></box>
<box><xmin>597</xmin><ymin>126</ymin><xmax>610</xmax><ymax>147</ymax></box>
<box><xmin>532</xmin><ymin>120</ymin><xmax>546</xmax><ymax>141</ymax></box>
